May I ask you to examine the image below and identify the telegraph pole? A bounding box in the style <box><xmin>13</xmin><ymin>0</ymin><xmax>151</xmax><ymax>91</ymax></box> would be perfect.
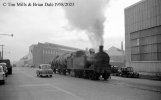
<box><xmin>0</xmin><ymin>33</ymin><xmax>13</xmax><ymax>59</ymax></box>
<box><xmin>0</xmin><ymin>44</ymin><xmax>4</xmax><ymax>59</ymax></box>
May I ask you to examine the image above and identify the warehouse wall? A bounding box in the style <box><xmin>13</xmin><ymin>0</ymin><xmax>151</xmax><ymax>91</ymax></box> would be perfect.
<box><xmin>125</xmin><ymin>0</ymin><xmax>161</xmax><ymax>73</ymax></box>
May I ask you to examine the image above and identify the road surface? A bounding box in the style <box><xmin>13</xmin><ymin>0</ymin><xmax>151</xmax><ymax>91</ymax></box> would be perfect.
<box><xmin>0</xmin><ymin>67</ymin><xmax>161</xmax><ymax>100</ymax></box>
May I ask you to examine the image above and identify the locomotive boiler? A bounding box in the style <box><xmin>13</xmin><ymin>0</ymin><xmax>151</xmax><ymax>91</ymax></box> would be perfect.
<box><xmin>51</xmin><ymin>45</ymin><xmax>111</xmax><ymax>80</ymax></box>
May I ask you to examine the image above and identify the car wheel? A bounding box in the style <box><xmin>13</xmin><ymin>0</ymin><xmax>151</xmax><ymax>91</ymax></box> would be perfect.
<box><xmin>137</xmin><ymin>74</ymin><xmax>139</xmax><ymax>78</ymax></box>
<box><xmin>128</xmin><ymin>74</ymin><xmax>131</xmax><ymax>78</ymax></box>
<box><xmin>50</xmin><ymin>75</ymin><xmax>52</xmax><ymax>77</ymax></box>
<box><xmin>5</xmin><ymin>74</ymin><xmax>8</xmax><ymax>77</ymax></box>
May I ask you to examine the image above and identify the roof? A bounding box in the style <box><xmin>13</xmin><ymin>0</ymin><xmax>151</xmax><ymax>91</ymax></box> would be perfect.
<box><xmin>125</xmin><ymin>0</ymin><xmax>145</xmax><ymax>10</ymax></box>
<box><xmin>38</xmin><ymin>42</ymin><xmax>80</xmax><ymax>51</ymax></box>
<box><xmin>106</xmin><ymin>46</ymin><xmax>124</xmax><ymax>56</ymax></box>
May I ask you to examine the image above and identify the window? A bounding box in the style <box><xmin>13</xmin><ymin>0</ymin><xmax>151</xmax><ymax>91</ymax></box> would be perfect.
<box><xmin>130</xmin><ymin>26</ymin><xmax>161</xmax><ymax>61</ymax></box>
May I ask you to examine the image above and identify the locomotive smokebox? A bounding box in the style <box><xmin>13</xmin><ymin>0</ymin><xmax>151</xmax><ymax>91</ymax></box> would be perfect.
<box><xmin>99</xmin><ymin>45</ymin><xmax>104</xmax><ymax>52</ymax></box>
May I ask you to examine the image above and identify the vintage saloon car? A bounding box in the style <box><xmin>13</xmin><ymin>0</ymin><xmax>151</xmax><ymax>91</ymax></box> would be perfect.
<box><xmin>120</xmin><ymin>67</ymin><xmax>139</xmax><ymax>78</ymax></box>
<box><xmin>36</xmin><ymin>64</ymin><xmax>53</xmax><ymax>77</ymax></box>
<box><xmin>0</xmin><ymin>66</ymin><xmax>5</xmax><ymax>84</ymax></box>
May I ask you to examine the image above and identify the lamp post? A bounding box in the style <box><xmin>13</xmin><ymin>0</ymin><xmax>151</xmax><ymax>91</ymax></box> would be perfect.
<box><xmin>0</xmin><ymin>34</ymin><xmax>13</xmax><ymax>37</ymax></box>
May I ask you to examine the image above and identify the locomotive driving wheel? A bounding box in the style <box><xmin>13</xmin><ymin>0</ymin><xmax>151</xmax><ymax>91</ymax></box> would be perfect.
<box><xmin>102</xmin><ymin>73</ymin><xmax>110</xmax><ymax>80</ymax></box>
<box><xmin>53</xmin><ymin>68</ymin><xmax>56</xmax><ymax>73</ymax></box>
<box><xmin>62</xmin><ymin>69</ymin><xmax>66</xmax><ymax>75</ymax></box>
<box><xmin>89</xmin><ymin>71</ymin><xmax>97</xmax><ymax>80</ymax></box>
<box><xmin>83</xmin><ymin>70</ymin><xmax>88</xmax><ymax>79</ymax></box>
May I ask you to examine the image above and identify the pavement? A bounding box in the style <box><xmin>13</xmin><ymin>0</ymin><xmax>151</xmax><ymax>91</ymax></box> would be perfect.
<box><xmin>139</xmin><ymin>72</ymin><xmax>161</xmax><ymax>81</ymax></box>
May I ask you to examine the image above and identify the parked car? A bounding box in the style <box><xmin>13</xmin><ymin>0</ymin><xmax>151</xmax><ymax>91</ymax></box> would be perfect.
<box><xmin>0</xmin><ymin>66</ymin><xmax>5</xmax><ymax>84</ymax></box>
<box><xmin>0</xmin><ymin>59</ymin><xmax>12</xmax><ymax>75</ymax></box>
<box><xmin>0</xmin><ymin>63</ymin><xmax>8</xmax><ymax>77</ymax></box>
<box><xmin>36</xmin><ymin>64</ymin><xmax>53</xmax><ymax>77</ymax></box>
<box><xmin>24</xmin><ymin>64</ymin><xmax>29</xmax><ymax>67</ymax></box>
<box><xmin>120</xmin><ymin>67</ymin><xmax>139</xmax><ymax>78</ymax></box>
<box><xmin>111</xmin><ymin>66</ymin><xmax>121</xmax><ymax>76</ymax></box>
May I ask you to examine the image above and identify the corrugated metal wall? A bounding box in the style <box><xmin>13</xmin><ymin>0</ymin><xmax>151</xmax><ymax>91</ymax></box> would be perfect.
<box><xmin>125</xmin><ymin>0</ymin><xmax>161</xmax><ymax>73</ymax></box>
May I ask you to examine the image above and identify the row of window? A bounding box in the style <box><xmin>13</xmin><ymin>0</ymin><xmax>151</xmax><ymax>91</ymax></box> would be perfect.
<box><xmin>131</xmin><ymin>35</ymin><xmax>161</xmax><ymax>47</ymax></box>
<box><xmin>130</xmin><ymin>26</ymin><xmax>161</xmax><ymax>47</ymax></box>
<box><xmin>42</xmin><ymin>49</ymin><xmax>67</xmax><ymax>55</ymax></box>
<box><xmin>131</xmin><ymin>52</ymin><xmax>161</xmax><ymax>61</ymax></box>
<box><xmin>130</xmin><ymin>26</ymin><xmax>161</xmax><ymax>39</ymax></box>
<box><xmin>130</xmin><ymin>26</ymin><xmax>161</xmax><ymax>61</ymax></box>
<box><xmin>131</xmin><ymin>42</ymin><xmax>161</xmax><ymax>61</ymax></box>
<box><xmin>131</xmin><ymin>43</ymin><xmax>161</xmax><ymax>54</ymax></box>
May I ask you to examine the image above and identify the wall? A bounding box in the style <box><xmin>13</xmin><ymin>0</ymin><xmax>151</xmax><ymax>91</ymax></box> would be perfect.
<box><xmin>125</xmin><ymin>0</ymin><xmax>161</xmax><ymax>73</ymax></box>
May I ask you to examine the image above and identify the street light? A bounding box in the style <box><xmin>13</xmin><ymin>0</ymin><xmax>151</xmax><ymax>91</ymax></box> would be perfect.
<box><xmin>0</xmin><ymin>34</ymin><xmax>13</xmax><ymax>37</ymax></box>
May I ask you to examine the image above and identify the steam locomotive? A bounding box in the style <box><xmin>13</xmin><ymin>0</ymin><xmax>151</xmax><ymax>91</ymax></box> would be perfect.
<box><xmin>51</xmin><ymin>46</ymin><xmax>111</xmax><ymax>80</ymax></box>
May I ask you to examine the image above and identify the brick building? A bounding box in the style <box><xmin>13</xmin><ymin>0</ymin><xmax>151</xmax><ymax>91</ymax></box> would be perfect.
<box><xmin>21</xmin><ymin>42</ymin><xmax>79</xmax><ymax>67</ymax></box>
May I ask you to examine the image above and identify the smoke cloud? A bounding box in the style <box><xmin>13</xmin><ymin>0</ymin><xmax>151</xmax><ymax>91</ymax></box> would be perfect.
<box><xmin>63</xmin><ymin>0</ymin><xmax>109</xmax><ymax>49</ymax></box>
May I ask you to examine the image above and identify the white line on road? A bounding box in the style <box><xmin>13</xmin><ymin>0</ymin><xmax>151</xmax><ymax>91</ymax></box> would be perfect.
<box><xmin>18</xmin><ymin>83</ymin><xmax>50</xmax><ymax>87</ymax></box>
<box><xmin>18</xmin><ymin>69</ymin><xmax>84</xmax><ymax>100</ymax></box>
<box><xmin>48</xmin><ymin>84</ymin><xmax>84</xmax><ymax>100</ymax></box>
<box><xmin>17</xmin><ymin>83</ymin><xmax>84</xmax><ymax>100</ymax></box>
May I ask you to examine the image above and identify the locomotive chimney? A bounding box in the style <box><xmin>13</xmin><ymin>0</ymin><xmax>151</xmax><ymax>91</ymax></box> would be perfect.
<box><xmin>99</xmin><ymin>45</ymin><xmax>103</xmax><ymax>52</ymax></box>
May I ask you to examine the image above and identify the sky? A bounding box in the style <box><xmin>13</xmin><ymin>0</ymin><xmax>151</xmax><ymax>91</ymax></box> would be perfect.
<box><xmin>0</xmin><ymin>0</ymin><xmax>141</xmax><ymax>62</ymax></box>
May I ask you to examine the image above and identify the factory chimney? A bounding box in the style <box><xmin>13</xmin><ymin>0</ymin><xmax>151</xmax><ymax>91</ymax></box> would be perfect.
<box><xmin>121</xmin><ymin>41</ymin><xmax>124</xmax><ymax>51</ymax></box>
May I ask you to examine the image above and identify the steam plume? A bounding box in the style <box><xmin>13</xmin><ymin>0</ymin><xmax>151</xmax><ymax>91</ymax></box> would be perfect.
<box><xmin>63</xmin><ymin>0</ymin><xmax>109</xmax><ymax>49</ymax></box>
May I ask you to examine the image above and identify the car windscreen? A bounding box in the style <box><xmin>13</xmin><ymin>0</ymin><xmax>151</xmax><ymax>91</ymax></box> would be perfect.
<box><xmin>127</xmin><ymin>67</ymin><xmax>133</xmax><ymax>71</ymax></box>
<box><xmin>41</xmin><ymin>65</ymin><xmax>51</xmax><ymax>69</ymax></box>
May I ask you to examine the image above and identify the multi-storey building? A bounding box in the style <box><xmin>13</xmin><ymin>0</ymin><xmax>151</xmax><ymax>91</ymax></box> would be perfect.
<box><xmin>125</xmin><ymin>0</ymin><xmax>161</xmax><ymax>73</ymax></box>
<box><xmin>23</xmin><ymin>42</ymin><xmax>79</xmax><ymax>67</ymax></box>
